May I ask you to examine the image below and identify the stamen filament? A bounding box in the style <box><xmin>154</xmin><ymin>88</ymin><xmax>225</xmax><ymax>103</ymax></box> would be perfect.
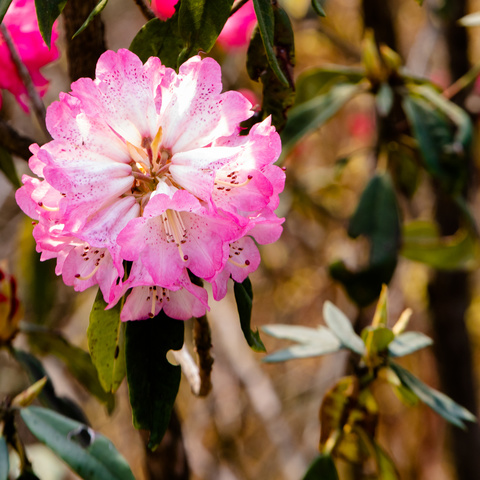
<box><xmin>228</xmin><ymin>258</ymin><xmax>249</xmax><ymax>268</ymax></box>
<box><xmin>75</xmin><ymin>263</ymin><xmax>101</xmax><ymax>281</ymax></box>
<box><xmin>215</xmin><ymin>176</ymin><xmax>253</xmax><ymax>188</ymax></box>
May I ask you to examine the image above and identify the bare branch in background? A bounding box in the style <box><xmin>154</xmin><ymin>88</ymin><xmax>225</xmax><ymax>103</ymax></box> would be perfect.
<box><xmin>0</xmin><ymin>24</ymin><xmax>49</xmax><ymax>140</ymax></box>
<box><xmin>133</xmin><ymin>0</ymin><xmax>155</xmax><ymax>20</ymax></box>
<box><xmin>0</xmin><ymin>119</ymin><xmax>35</xmax><ymax>161</ymax></box>
<box><xmin>193</xmin><ymin>315</ymin><xmax>214</xmax><ymax>396</ymax></box>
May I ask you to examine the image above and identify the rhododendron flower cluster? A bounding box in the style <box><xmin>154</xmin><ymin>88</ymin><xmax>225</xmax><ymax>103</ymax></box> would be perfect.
<box><xmin>0</xmin><ymin>0</ymin><xmax>59</xmax><ymax>111</ymax></box>
<box><xmin>16</xmin><ymin>49</ymin><xmax>284</xmax><ymax>321</ymax></box>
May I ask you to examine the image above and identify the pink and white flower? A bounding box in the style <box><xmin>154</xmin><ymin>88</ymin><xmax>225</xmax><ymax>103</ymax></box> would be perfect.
<box><xmin>16</xmin><ymin>49</ymin><xmax>284</xmax><ymax>321</ymax></box>
<box><xmin>0</xmin><ymin>0</ymin><xmax>59</xmax><ymax>111</ymax></box>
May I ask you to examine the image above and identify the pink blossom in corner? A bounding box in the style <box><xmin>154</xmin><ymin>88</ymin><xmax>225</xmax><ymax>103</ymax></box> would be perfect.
<box><xmin>150</xmin><ymin>0</ymin><xmax>178</xmax><ymax>21</ymax></box>
<box><xmin>16</xmin><ymin>49</ymin><xmax>284</xmax><ymax>321</ymax></box>
<box><xmin>217</xmin><ymin>0</ymin><xmax>256</xmax><ymax>51</ymax></box>
<box><xmin>0</xmin><ymin>0</ymin><xmax>59</xmax><ymax>111</ymax></box>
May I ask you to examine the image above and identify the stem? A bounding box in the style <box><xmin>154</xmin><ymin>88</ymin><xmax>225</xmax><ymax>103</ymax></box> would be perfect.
<box><xmin>193</xmin><ymin>315</ymin><xmax>214</xmax><ymax>397</ymax></box>
<box><xmin>133</xmin><ymin>0</ymin><xmax>155</xmax><ymax>20</ymax></box>
<box><xmin>443</xmin><ymin>60</ymin><xmax>480</xmax><ymax>100</ymax></box>
<box><xmin>0</xmin><ymin>24</ymin><xmax>49</xmax><ymax>140</ymax></box>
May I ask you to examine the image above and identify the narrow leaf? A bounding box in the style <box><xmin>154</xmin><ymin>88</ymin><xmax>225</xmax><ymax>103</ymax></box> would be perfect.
<box><xmin>73</xmin><ymin>0</ymin><xmax>108</xmax><ymax>38</ymax></box>
<box><xmin>125</xmin><ymin>311</ymin><xmax>184</xmax><ymax>449</ymax></box>
<box><xmin>178</xmin><ymin>0</ymin><xmax>234</xmax><ymax>63</ymax></box>
<box><xmin>88</xmin><ymin>289</ymin><xmax>126</xmax><ymax>394</ymax></box>
<box><xmin>388</xmin><ymin>331</ymin><xmax>433</xmax><ymax>357</ymax></box>
<box><xmin>373</xmin><ymin>442</ymin><xmax>399</xmax><ymax>479</ymax></box>
<box><xmin>390</xmin><ymin>362</ymin><xmax>476</xmax><ymax>428</ymax></box>
<box><xmin>12</xmin><ymin>377</ymin><xmax>47</xmax><ymax>407</ymax></box>
<box><xmin>252</xmin><ymin>0</ymin><xmax>289</xmax><ymax>86</ymax></box>
<box><xmin>281</xmin><ymin>83</ymin><xmax>363</xmax><ymax>154</ymax></box>
<box><xmin>21</xmin><ymin>406</ymin><xmax>134</xmax><ymax>480</ymax></box>
<box><xmin>311</xmin><ymin>0</ymin><xmax>326</xmax><ymax>17</ymax></box>
<box><xmin>323</xmin><ymin>301</ymin><xmax>365</xmax><ymax>355</ymax></box>
<box><xmin>302</xmin><ymin>454</ymin><xmax>339</xmax><ymax>480</ymax></box>
<box><xmin>234</xmin><ymin>277</ymin><xmax>266</xmax><ymax>352</ymax></box>
<box><xmin>34</xmin><ymin>0</ymin><xmax>67</xmax><ymax>47</ymax></box>
<box><xmin>361</xmin><ymin>327</ymin><xmax>395</xmax><ymax>358</ymax></box>
<box><xmin>0</xmin><ymin>435</ymin><xmax>8</xmax><ymax>480</ymax></box>
<box><xmin>0</xmin><ymin>0</ymin><xmax>12</xmax><ymax>23</ymax></box>
<box><xmin>0</xmin><ymin>145</ymin><xmax>20</xmax><ymax>188</ymax></box>
<box><xmin>459</xmin><ymin>12</ymin><xmax>480</xmax><ymax>26</ymax></box>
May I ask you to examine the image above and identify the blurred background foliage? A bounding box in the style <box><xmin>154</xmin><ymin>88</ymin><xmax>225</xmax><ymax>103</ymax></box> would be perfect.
<box><xmin>2</xmin><ymin>0</ymin><xmax>480</xmax><ymax>478</ymax></box>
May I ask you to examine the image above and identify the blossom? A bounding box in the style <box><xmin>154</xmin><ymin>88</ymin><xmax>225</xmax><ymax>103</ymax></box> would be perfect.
<box><xmin>0</xmin><ymin>0</ymin><xmax>59</xmax><ymax>111</ymax></box>
<box><xmin>16</xmin><ymin>49</ymin><xmax>284</xmax><ymax>321</ymax></box>
<box><xmin>150</xmin><ymin>0</ymin><xmax>178</xmax><ymax>21</ymax></box>
<box><xmin>217</xmin><ymin>1</ymin><xmax>257</xmax><ymax>51</ymax></box>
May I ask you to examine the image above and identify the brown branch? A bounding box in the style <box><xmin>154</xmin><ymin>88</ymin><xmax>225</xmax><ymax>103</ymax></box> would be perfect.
<box><xmin>193</xmin><ymin>315</ymin><xmax>214</xmax><ymax>397</ymax></box>
<box><xmin>133</xmin><ymin>0</ymin><xmax>155</xmax><ymax>20</ymax></box>
<box><xmin>0</xmin><ymin>24</ymin><xmax>49</xmax><ymax>140</ymax></box>
<box><xmin>0</xmin><ymin>119</ymin><xmax>35</xmax><ymax>161</ymax></box>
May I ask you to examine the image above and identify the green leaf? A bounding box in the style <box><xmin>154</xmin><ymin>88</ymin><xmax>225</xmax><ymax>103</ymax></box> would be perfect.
<box><xmin>178</xmin><ymin>0</ymin><xmax>234</xmax><ymax>63</ymax></box>
<box><xmin>21</xmin><ymin>406</ymin><xmax>134</xmax><ymax>480</ymax></box>
<box><xmin>294</xmin><ymin>66</ymin><xmax>365</xmax><ymax>105</ymax></box>
<box><xmin>125</xmin><ymin>311</ymin><xmax>184</xmax><ymax>449</ymax></box>
<box><xmin>23</xmin><ymin>326</ymin><xmax>114</xmax><ymax>412</ymax></box>
<box><xmin>73</xmin><ymin>0</ymin><xmax>108</xmax><ymax>38</ymax></box>
<box><xmin>388</xmin><ymin>331</ymin><xmax>433</xmax><ymax>357</ymax></box>
<box><xmin>12</xmin><ymin>349</ymin><xmax>89</xmax><ymax>424</ymax></box>
<box><xmin>331</xmin><ymin>173</ymin><xmax>401</xmax><ymax>307</ymax></box>
<box><xmin>262</xmin><ymin>324</ymin><xmax>341</xmax><ymax>362</ymax></box>
<box><xmin>376</xmin><ymin>83</ymin><xmax>394</xmax><ymax>117</ymax></box>
<box><xmin>323</xmin><ymin>301</ymin><xmax>365</xmax><ymax>355</ymax></box>
<box><xmin>130</xmin><ymin>16</ymin><xmax>183</xmax><ymax>68</ymax></box>
<box><xmin>373</xmin><ymin>441</ymin><xmax>399</xmax><ymax>479</ymax></box>
<box><xmin>390</xmin><ymin>362</ymin><xmax>476</xmax><ymax>428</ymax></box>
<box><xmin>281</xmin><ymin>82</ymin><xmax>363</xmax><ymax>154</ymax></box>
<box><xmin>234</xmin><ymin>277</ymin><xmax>266</xmax><ymax>352</ymax></box>
<box><xmin>0</xmin><ymin>145</ymin><xmax>21</xmax><ymax>189</ymax></box>
<box><xmin>34</xmin><ymin>0</ymin><xmax>67</xmax><ymax>47</ymax></box>
<box><xmin>0</xmin><ymin>435</ymin><xmax>8</xmax><ymax>480</ymax></box>
<box><xmin>252</xmin><ymin>0</ymin><xmax>289</xmax><ymax>86</ymax></box>
<box><xmin>401</xmin><ymin>220</ymin><xmax>477</xmax><ymax>270</ymax></box>
<box><xmin>459</xmin><ymin>12</ymin><xmax>480</xmax><ymax>26</ymax></box>
<box><xmin>362</xmin><ymin>327</ymin><xmax>395</xmax><ymax>357</ymax></box>
<box><xmin>87</xmin><ymin>289</ymin><xmax>126</xmax><ymax>394</ymax></box>
<box><xmin>0</xmin><ymin>0</ymin><xmax>13</xmax><ymax>23</ymax></box>
<box><xmin>311</xmin><ymin>0</ymin><xmax>326</xmax><ymax>17</ymax></box>
<box><xmin>302</xmin><ymin>454</ymin><xmax>339</xmax><ymax>480</ymax></box>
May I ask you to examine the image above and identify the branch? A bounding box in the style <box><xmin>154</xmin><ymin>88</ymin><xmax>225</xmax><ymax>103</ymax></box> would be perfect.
<box><xmin>133</xmin><ymin>0</ymin><xmax>155</xmax><ymax>20</ymax></box>
<box><xmin>0</xmin><ymin>24</ymin><xmax>49</xmax><ymax>140</ymax></box>
<box><xmin>0</xmin><ymin>119</ymin><xmax>35</xmax><ymax>161</ymax></box>
<box><xmin>193</xmin><ymin>315</ymin><xmax>214</xmax><ymax>397</ymax></box>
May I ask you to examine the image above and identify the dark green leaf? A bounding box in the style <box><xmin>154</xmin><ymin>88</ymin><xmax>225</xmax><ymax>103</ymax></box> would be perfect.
<box><xmin>12</xmin><ymin>349</ymin><xmax>89</xmax><ymax>424</ymax></box>
<box><xmin>87</xmin><ymin>289</ymin><xmax>126</xmax><ymax>394</ymax></box>
<box><xmin>23</xmin><ymin>327</ymin><xmax>114</xmax><ymax>411</ymax></box>
<box><xmin>390</xmin><ymin>362</ymin><xmax>476</xmax><ymax>428</ymax></box>
<box><xmin>0</xmin><ymin>0</ymin><xmax>13</xmax><ymax>23</ymax></box>
<box><xmin>21</xmin><ymin>406</ymin><xmax>134</xmax><ymax>480</ymax></box>
<box><xmin>16</xmin><ymin>470</ymin><xmax>40</xmax><ymax>480</ymax></box>
<box><xmin>401</xmin><ymin>220</ymin><xmax>476</xmax><ymax>270</ymax></box>
<box><xmin>252</xmin><ymin>0</ymin><xmax>289</xmax><ymax>86</ymax></box>
<box><xmin>125</xmin><ymin>311</ymin><xmax>184</xmax><ymax>449</ymax></box>
<box><xmin>388</xmin><ymin>331</ymin><xmax>433</xmax><ymax>357</ymax></box>
<box><xmin>294</xmin><ymin>66</ymin><xmax>364</xmax><ymax>105</ymax></box>
<box><xmin>281</xmin><ymin>83</ymin><xmax>362</xmax><ymax>154</ymax></box>
<box><xmin>331</xmin><ymin>173</ymin><xmax>401</xmax><ymax>307</ymax></box>
<box><xmin>302</xmin><ymin>454</ymin><xmax>339</xmax><ymax>480</ymax></box>
<box><xmin>130</xmin><ymin>17</ymin><xmax>183</xmax><ymax>68</ymax></box>
<box><xmin>73</xmin><ymin>0</ymin><xmax>108</xmax><ymax>38</ymax></box>
<box><xmin>178</xmin><ymin>0</ymin><xmax>234</xmax><ymax>63</ymax></box>
<box><xmin>262</xmin><ymin>324</ymin><xmax>341</xmax><ymax>362</ymax></box>
<box><xmin>234</xmin><ymin>277</ymin><xmax>266</xmax><ymax>352</ymax></box>
<box><xmin>323</xmin><ymin>301</ymin><xmax>365</xmax><ymax>355</ymax></box>
<box><xmin>0</xmin><ymin>145</ymin><xmax>20</xmax><ymax>188</ymax></box>
<box><xmin>34</xmin><ymin>0</ymin><xmax>67</xmax><ymax>47</ymax></box>
<box><xmin>311</xmin><ymin>0</ymin><xmax>326</xmax><ymax>17</ymax></box>
<box><xmin>0</xmin><ymin>435</ymin><xmax>8</xmax><ymax>480</ymax></box>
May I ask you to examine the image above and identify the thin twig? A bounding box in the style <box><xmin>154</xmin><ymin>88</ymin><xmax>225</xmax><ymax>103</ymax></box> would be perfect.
<box><xmin>0</xmin><ymin>119</ymin><xmax>35</xmax><ymax>161</ymax></box>
<box><xmin>230</xmin><ymin>0</ymin><xmax>249</xmax><ymax>17</ymax></box>
<box><xmin>193</xmin><ymin>315</ymin><xmax>214</xmax><ymax>396</ymax></box>
<box><xmin>133</xmin><ymin>0</ymin><xmax>155</xmax><ymax>20</ymax></box>
<box><xmin>443</xmin><ymin>60</ymin><xmax>480</xmax><ymax>100</ymax></box>
<box><xmin>0</xmin><ymin>24</ymin><xmax>49</xmax><ymax>140</ymax></box>
<box><xmin>172</xmin><ymin>345</ymin><xmax>201</xmax><ymax>395</ymax></box>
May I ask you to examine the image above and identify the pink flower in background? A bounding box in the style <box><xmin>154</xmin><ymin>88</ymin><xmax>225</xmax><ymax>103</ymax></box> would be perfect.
<box><xmin>0</xmin><ymin>0</ymin><xmax>59</xmax><ymax>111</ymax></box>
<box><xmin>217</xmin><ymin>0</ymin><xmax>256</xmax><ymax>51</ymax></box>
<box><xmin>151</xmin><ymin>0</ymin><xmax>178</xmax><ymax>21</ymax></box>
<box><xmin>16</xmin><ymin>49</ymin><xmax>284</xmax><ymax>321</ymax></box>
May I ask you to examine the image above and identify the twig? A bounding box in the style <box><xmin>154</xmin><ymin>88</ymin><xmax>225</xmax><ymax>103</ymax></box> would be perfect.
<box><xmin>0</xmin><ymin>119</ymin><xmax>34</xmax><ymax>161</ymax></box>
<box><xmin>133</xmin><ymin>0</ymin><xmax>155</xmax><ymax>20</ymax></box>
<box><xmin>193</xmin><ymin>315</ymin><xmax>214</xmax><ymax>396</ymax></box>
<box><xmin>172</xmin><ymin>345</ymin><xmax>201</xmax><ymax>395</ymax></box>
<box><xmin>0</xmin><ymin>24</ymin><xmax>49</xmax><ymax>140</ymax></box>
<box><xmin>443</xmin><ymin>60</ymin><xmax>480</xmax><ymax>100</ymax></box>
<box><xmin>230</xmin><ymin>0</ymin><xmax>249</xmax><ymax>17</ymax></box>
